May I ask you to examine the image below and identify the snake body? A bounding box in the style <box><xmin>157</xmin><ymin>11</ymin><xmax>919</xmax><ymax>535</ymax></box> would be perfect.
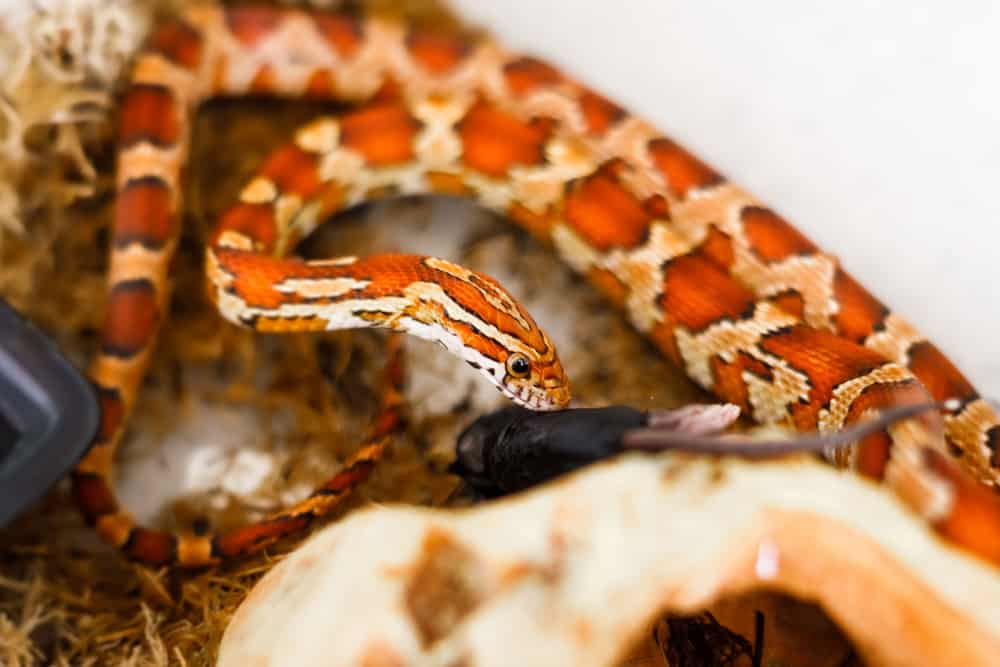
<box><xmin>73</xmin><ymin>5</ymin><xmax>1000</xmax><ymax>567</ymax></box>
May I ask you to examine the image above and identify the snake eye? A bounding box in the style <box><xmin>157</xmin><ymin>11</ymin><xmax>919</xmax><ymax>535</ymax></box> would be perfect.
<box><xmin>506</xmin><ymin>353</ymin><xmax>531</xmax><ymax>378</ymax></box>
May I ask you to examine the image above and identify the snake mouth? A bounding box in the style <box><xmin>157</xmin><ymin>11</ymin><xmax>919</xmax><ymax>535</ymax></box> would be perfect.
<box><xmin>501</xmin><ymin>380</ymin><xmax>570</xmax><ymax>412</ymax></box>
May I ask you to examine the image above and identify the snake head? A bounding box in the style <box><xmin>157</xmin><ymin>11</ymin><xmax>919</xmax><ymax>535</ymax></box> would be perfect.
<box><xmin>414</xmin><ymin>256</ymin><xmax>571</xmax><ymax>411</ymax></box>
<box><xmin>497</xmin><ymin>345</ymin><xmax>571</xmax><ymax>411</ymax></box>
<box><xmin>483</xmin><ymin>290</ymin><xmax>570</xmax><ymax>411</ymax></box>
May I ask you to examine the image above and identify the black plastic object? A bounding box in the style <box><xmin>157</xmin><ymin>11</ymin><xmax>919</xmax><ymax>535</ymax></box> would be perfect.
<box><xmin>0</xmin><ymin>299</ymin><xmax>99</xmax><ymax>526</ymax></box>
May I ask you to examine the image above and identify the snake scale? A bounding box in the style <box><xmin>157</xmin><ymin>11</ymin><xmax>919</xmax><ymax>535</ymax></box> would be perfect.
<box><xmin>71</xmin><ymin>4</ymin><xmax>1000</xmax><ymax>567</ymax></box>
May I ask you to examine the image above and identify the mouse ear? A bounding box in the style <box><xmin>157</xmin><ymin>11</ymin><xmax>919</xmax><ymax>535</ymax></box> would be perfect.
<box><xmin>622</xmin><ymin>401</ymin><xmax>945</xmax><ymax>458</ymax></box>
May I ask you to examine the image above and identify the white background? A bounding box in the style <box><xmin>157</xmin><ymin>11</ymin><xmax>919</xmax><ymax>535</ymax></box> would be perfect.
<box><xmin>451</xmin><ymin>0</ymin><xmax>1000</xmax><ymax>397</ymax></box>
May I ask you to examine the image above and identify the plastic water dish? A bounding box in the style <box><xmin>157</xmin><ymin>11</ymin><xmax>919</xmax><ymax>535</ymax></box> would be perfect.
<box><xmin>0</xmin><ymin>299</ymin><xmax>98</xmax><ymax>527</ymax></box>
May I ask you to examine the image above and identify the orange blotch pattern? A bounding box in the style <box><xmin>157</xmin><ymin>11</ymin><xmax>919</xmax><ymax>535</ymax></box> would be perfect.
<box><xmin>924</xmin><ymin>449</ymin><xmax>1000</xmax><ymax>564</ymax></box>
<box><xmin>459</xmin><ymin>103</ymin><xmax>552</xmax><ymax>177</ymax></box>
<box><xmin>211</xmin><ymin>57</ymin><xmax>229</xmax><ymax>94</ymax></box>
<box><xmin>320</xmin><ymin>458</ymin><xmax>379</xmax><ymax>493</ymax></box>
<box><xmin>769</xmin><ymin>290</ymin><xmax>806</xmax><ymax>319</ymax></box>
<box><xmin>427</xmin><ymin>171</ymin><xmax>474</xmax><ymax>196</ymax></box>
<box><xmin>506</xmin><ymin>201</ymin><xmax>556</xmax><ymax>241</ymax></box>
<box><xmin>115</xmin><ymin>177</ymin><xmax>174</xmax><ymax>249</ymax></box>
<box><xmin>119</xmin><ymin>85</ymin><xmax>180</xmax><ymax>147</ymax></box>
<box><xmin>72</xmin><ymin>474</ymin><xmax>118</xmax><ymax>518</ymax></box>
<box><xmin>647</xmin><ymin>321</ymin><xmax>683</xmax><ymax>367</ymax></box>
<box><xmin>214</xmin><ymin>516</ymin><xmax>311</xmax><ymax>559</ymax></box>
<box><xmin>579</xmin><ymin>89</ymin><xmax>624</xmax><ymax>134</ymax></box>
<box><xmin>648</xmin><ymin>137</ymin><xmax>722</xmax><ymax>198</ymax></box>
<box><xmin>697</xmin><ymin>226</ymin><xmax>735</xmax><ymax>269</ymax></box>
<box><xmin>304</xmin><ymin>70</ymin><xmax>335</xmax><ymax>99</ymax></box>
<box><xmin>406</xmin><ymin>31</ymin><xmax>469</xmax><ymax>74</ymax></box>
<box><xmin>832</xmin><ymin>269</ymin><xmax>887</xmax><ymax>343</ymax></box>
<box><xmin>215</xmin><ymin>203</ymin><xmax>278</xmax><ymax>250</ymax></box>
<box><xmin>147</xmin><ymin>18</ymin><xmax>203</xmax><ymax>69</ymax></box>
<box><xmin>372</xmin><ymin>77</ymin><xmax>404</xmax><ymax>102</ymax></box>
<box><xmin>95</xmin><ymin>387</ymin><xmax>124</xmax><ymax>444</ymax></box>
<box><xmin>759</xmin><ymin>325</ymin><xmax>895</xmax><ymax>429</ymax></box>
<box><xmin>586</xmin><ymin>267</ymin><xmax>629</xmax><ymax>308</ymax></box>
<box><xmin>341</xmin><ymin>103</ymin><xmax>420</xmax><ymax>166</ymax></box>
<box><xmin>565</xmin><ymin>162</ymin><xmax>653</xmax><ymax>251</ymax></box>
<box><xmin>844</xmin><ymin>379</ymin><xmax>930</xmax><ymax>479</ymax></box>
<box><xmin>225</xmin><ymin>6</ymin><xmax>283</xmax><ymax>47</ymax></box>
<box><xmin>125</xmin><ymin>529</ymin><xmax>177</xmax><ymax>566</ymax></box>
<box><xmin>906</xmin><ymin>341</ymin><xmax>977</xmax><ymax>403</ymax></box>
<box><xmin>260</xmin><ymin>145</ymin><xmax>321</xmax><ymax>197</ymax></box>
<box><xmin>854</xmin><ymin>432</ymin><xmax>893</xmax><ymax>480</ymax></box>
<box><xmin>307</xmin><ymin>182</ymin><xmax>348</xmax><ymax>225</ymax></box>
<box><xmin>642</xmin><ymin>194</ymin><xmax>671</xmax><ymax>220</ymax></box>
<box><xmin>710</xmin><ymin>352</ymin><xmax>772</xmax><ymax>413</ymax></box>
<box><xmin>503</xmin><ymin>57</ymin><xmax>562</xmax><ymax>95</ymax></box>
<box><xmin>311</xmin><ymin>13</ymin><xmax>362</xmax><ymax>57</ymax></box>
<box><xmin>741</xmin><ymin>206</ymin><xmax>818</xmax><ymax>262</ymax></box>
<box><xmin>249</xmin><ymin>65</ymin><xmax>277</xmax><ymax>93</ymax></box>
<box><xmin>660</xmin><ymin>255</ymin><xmax>756</xmax><ymax>331</ymax></box>
<box><xmin>101</xmin><ymin>280</ymin><xmax>159</xmax><ymax>358</ymax></box>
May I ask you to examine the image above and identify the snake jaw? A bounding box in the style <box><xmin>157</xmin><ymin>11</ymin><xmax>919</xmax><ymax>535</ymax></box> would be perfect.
<box><xmin>537</xmin><ymin>382</ymin><xmax>572</xmax><ymax>411</ymax></box>
<box><xmin>499</xmin><ymin>373</ymin><xmax>570</xmax><ymax>412</ymax></box>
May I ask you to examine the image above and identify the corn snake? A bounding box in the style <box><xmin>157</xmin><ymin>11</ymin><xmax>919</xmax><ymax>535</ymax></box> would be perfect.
<box><xmin>70</xmin><ymin>4</ymin><xmax>1000</xmax><ymax>567</ymax></box>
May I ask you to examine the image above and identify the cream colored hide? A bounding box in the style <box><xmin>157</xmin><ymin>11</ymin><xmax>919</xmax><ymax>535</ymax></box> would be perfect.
<box><xmin>218</xmin><ymin>454</ymin><xmax>1000</xmax><ymax>667</ymax></box>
